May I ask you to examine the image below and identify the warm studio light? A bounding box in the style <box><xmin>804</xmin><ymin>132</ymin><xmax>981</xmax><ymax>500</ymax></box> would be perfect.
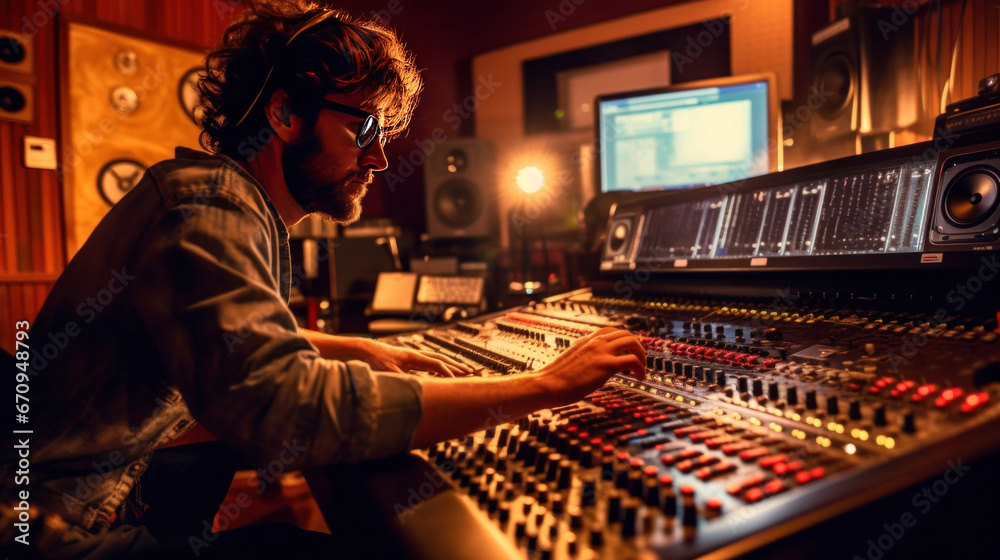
<box><xmin>516</xmin><ymin>166</ymin><xmax>544</xmax><ymax>194</ymax></box>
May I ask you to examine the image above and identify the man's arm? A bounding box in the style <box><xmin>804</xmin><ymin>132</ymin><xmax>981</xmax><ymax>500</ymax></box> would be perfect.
<box><xmin>410</xmin><ymin>328</ymin><xmax>645</xmax><ymax>448</ymax></box>
<box><xmin>298</xmin><ymin>328</ymin><xmax>472</xmax><ymax>376</ymax></box>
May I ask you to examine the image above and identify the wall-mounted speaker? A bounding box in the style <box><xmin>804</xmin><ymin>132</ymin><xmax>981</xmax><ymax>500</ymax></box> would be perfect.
<box><xmin>0</xmin><ymin>78</ymin><xmax>33</xmax><ymax>124</ymax></box>
<box><xmin>0</xmin><ymin>31</ymin><xmax>33</xmax><ymax>75</ymax></box>
<box><xmin>809</xmin><ymin>7</ymin><xmax>916</xmax><ymax>142</ymax></box>
<box><xmin>930</xmin><ymin>142</ymin><xmax>1000</xmax><ymax>244</ymax></box>
<box><xmin>424</xmin><ymin>138</ymin><xmax>495</xmax><ymax>239</ymax></box>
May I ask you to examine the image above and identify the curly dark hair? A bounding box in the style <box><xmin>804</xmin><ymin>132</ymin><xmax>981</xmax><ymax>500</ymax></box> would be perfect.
<box><xmin>198</xmin><ymin>1</ymin><xmax>423</xmax><ymax>159</ymax></box>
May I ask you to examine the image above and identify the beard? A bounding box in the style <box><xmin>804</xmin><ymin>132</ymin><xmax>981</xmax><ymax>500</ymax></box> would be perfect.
<box><xmin>282</xmin><ymin>127</ymin><xmax>370</xmax><ymax>225</ymax></box>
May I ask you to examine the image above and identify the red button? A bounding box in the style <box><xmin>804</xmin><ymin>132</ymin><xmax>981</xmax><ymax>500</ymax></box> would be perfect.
<box><xmin>764</xmin><ymin>480</ymin><xmax>784</xmax><ymax>494</ymax></box>
<box><xmin>759</xmin><ymin>453</ymin><xmax>788</xmax><ymax>468</ymax></box>
<box><xmin>738</xmin><ymin>447</ymin><xmax>770</xmax><ymax>461</ymax></box>
<box><xmin>744</xmin><ymin>488</ymin><xmax>765</xmax><ymax>502</ymax></box>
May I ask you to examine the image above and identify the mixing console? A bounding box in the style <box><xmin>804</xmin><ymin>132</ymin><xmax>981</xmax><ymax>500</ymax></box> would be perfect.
<box><xmin>370</xmin><ymin>138</ymin><xmax>1000</xmax><ymax>558</ymax></box>
<box><xmin>387</xmin><ymin>289</ymin><xmax>1000</xmax><ymax>559</ymax></box>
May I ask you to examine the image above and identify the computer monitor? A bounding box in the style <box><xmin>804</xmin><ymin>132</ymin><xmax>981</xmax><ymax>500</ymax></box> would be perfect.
<box><xmin>595</xmin><ymin>74</ymin><xmax>781</xmax><ymax>193</ymax></box>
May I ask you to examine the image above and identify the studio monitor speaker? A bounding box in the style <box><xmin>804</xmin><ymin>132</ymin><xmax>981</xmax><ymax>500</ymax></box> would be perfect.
<box><xmin>810</xmin><ymin>7</ymin><xmax>916</xmax><ymax>142</ymax></box>
<box><xmin>424</xmin><ymin>138</ymin><xmax>495</xmax><ymax>239</ymax></box>
<box><xmin>603</xmin><ymin>213</ymin><xmax>639</xmax><ymax>262</ymax></box>
<box><xmin>0</xmin><ymin>31</ymin><xmax>33</xmax><ymax>75</ymax></box>
<box><xmin>0</xmin><ymin>78</ymin><xmax>32</xmax><ymax>124</ymax></box>
<box><xmin>930</xmin><ymin>141</ymin><xmax>1000</xmax><ymax>244</ymax></box>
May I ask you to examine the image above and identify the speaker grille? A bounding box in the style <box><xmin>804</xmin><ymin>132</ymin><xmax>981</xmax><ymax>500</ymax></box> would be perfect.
<box><xmin>944</xmin><ymin>167</ymin><xmax>1000</xmax><ymax>227</ymax></box>
<box><xmin>0</xmin><ymin>86</ymin><xmax>25</xmax><ymax>113</ymax></box>
<box><xmin>433</xmin><ymin>178</ymin><xmax>483</xmax><ymax>229</ymax></box>
<box><xmin>814</xmin><ymin>52</ymin><xmax>855</xmax><ymax>121</ymax></box>
<box><xmin>604</xmin><ymin>216</ymin><xmax>635</xmax><ymax>258</ymax></box>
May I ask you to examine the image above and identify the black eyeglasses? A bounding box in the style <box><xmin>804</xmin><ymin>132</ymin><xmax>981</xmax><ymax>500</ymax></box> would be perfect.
<box><xmin>320</xmin><ymin>99</ymin><xmax>385</xmax><ymax>149</ymax></box>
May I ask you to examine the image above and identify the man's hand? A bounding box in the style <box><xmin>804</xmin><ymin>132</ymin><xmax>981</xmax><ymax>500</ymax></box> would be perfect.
<box><xmin>299</xmin><ymin>329</ymin><xmax>473</xmax><ymax>377</ymax></box>
<box><xmin>356</xmin><ymin>339</ymin><xmax>474</xmax><ymax>377</ymax></box>
<box><xmin>536</xmin><ymin>327</ymin><xmax>646</xmax><ymax>403</ymax></box>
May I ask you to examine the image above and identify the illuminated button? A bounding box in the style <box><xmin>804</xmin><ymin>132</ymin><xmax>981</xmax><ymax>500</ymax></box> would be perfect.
<box><xmin>763</xmin><ymin>479</ymin><xmax>784</xmax><ymax>495</ymax></box>
<box><xmin>744</xmin><ymin>487</ymin><xmax>765</xmax><ymax>503</ymax></box>
<box><xmin>961</xmin><ymin>392</ymin><xmax>990</xmax><ymax>413</ymax></box>
<box><xmin>738</xmin><ymin>446</ymin><xmax>770</xmax><ymax>461</ymax></box>
<box><xmin>759</xmin><ymin>453</ymin><xmax>788</xmax><ymax>468</ymax></box>
<box><xmin>706</xmin><ymin>497</ymin><xmax>723</xmax><ymax>517</ymax></box>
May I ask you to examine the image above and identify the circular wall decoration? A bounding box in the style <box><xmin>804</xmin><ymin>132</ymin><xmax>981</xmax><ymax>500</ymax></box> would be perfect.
<box><xmin>177</xmin><ymin>67</ymin><xmax>203</xmax><ymax>124</ymax></box>
<box><xmin>110</xmin><ymin>86</ymin><xmax>139</xmax><ymax>116</ymax></box>
<box><xmin>114</xmin><ymin>50</ymin><xmax>139</xmax><ymax>76</ymax></box>
<box><xmin>97</xmin><ymin>159</ymin><xmax>146</xmax><ymax>206</ymax></box>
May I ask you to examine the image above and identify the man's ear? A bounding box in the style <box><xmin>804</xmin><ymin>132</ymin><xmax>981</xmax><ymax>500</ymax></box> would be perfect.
<box><xmin>264</xmin><ymin>89</ymin><xmax>301</xmax><ymax>141</ymax></box>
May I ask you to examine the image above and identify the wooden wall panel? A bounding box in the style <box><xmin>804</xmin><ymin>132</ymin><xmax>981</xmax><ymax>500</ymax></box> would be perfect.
<box><xmin>0</xmin><ymin>0</ymin><xmax>230</xmax><ymax>352</ymax></box>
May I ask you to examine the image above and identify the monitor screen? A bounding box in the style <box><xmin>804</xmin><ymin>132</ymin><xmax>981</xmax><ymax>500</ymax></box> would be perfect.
<box><xmin>596</xmin><ymin>74</ymin><xmax>780</xmax><ymax>193</ymax></box>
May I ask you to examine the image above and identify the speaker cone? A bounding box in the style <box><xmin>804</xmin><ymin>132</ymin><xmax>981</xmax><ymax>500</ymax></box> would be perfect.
<box><xmin>814</xmin><ymin>53</ymin><xmax>854</xmax><ymax>120</ymax></box>
<box><xmin>434</xmin><ymin>178</ymin><xmax>482</xmax><ymax>229</ymax></box>
<box><xmin>0</xmin><ymin>86</ymin><xmax>25</xmax><ymax>113</ymax></box>
<box><xmin>606</xmin><ymin>219</ymin><xmax>633</xmax><ymax>256</ymax></box>
<box><xmin>0</xmin><ymin>38</ymin><xmax>25</xmax><ymax>65</ymax></box>
<box><xmin>944</xmin><ymin>167</ymin><xmax>1000</xmax><ymax>227</ymax></box>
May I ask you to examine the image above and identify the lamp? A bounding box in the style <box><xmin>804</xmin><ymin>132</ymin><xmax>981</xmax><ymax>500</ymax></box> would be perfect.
<box><xmin>509</xmin><ymin>166</ymin><xmax>552</xmax><ymax>296</ymax></box>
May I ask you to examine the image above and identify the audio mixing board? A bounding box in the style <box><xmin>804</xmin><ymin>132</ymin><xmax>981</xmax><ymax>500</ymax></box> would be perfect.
<box><xmin>386</xmin><ymin>288</ymin><xmax>1000</xmax><ymax>559</ymax></box>
<box><xmin>373</xmin><ymin>137</ymin><xmax>1000</xmax><ymax>559</ymax></box>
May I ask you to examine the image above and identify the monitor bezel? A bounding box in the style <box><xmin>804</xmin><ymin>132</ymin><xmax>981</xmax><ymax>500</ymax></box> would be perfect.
<box><xmin>594</xmin><ymin>73</ymin><xmax>783</xmax><ymax>195</ymax></box>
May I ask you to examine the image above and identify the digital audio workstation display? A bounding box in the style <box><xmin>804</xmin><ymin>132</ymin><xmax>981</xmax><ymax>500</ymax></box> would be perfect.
<box><xmin>597</xmin><ymin>75</ymin><xmax>777</xmax><ymax>193</ymax></box>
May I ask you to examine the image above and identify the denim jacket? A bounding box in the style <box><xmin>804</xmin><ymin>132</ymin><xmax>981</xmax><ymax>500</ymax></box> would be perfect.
<box><xmin>0</xmin><ymin>148</ymin><xmax>423</xmax><ymax>530</ymax></box>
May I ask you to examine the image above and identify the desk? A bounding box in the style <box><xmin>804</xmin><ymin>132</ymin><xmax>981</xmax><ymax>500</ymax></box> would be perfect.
<box><xmin>304</xmin><ymin>453</ymin><xmax>519</xmax><ymax>560</ymax></box>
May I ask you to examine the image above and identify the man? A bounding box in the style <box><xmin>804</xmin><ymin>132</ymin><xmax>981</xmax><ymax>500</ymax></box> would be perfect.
<box><xmin>1</xmin><ymin>2</ymin><xmax>644</xmax><ymax>558</ymax></box>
